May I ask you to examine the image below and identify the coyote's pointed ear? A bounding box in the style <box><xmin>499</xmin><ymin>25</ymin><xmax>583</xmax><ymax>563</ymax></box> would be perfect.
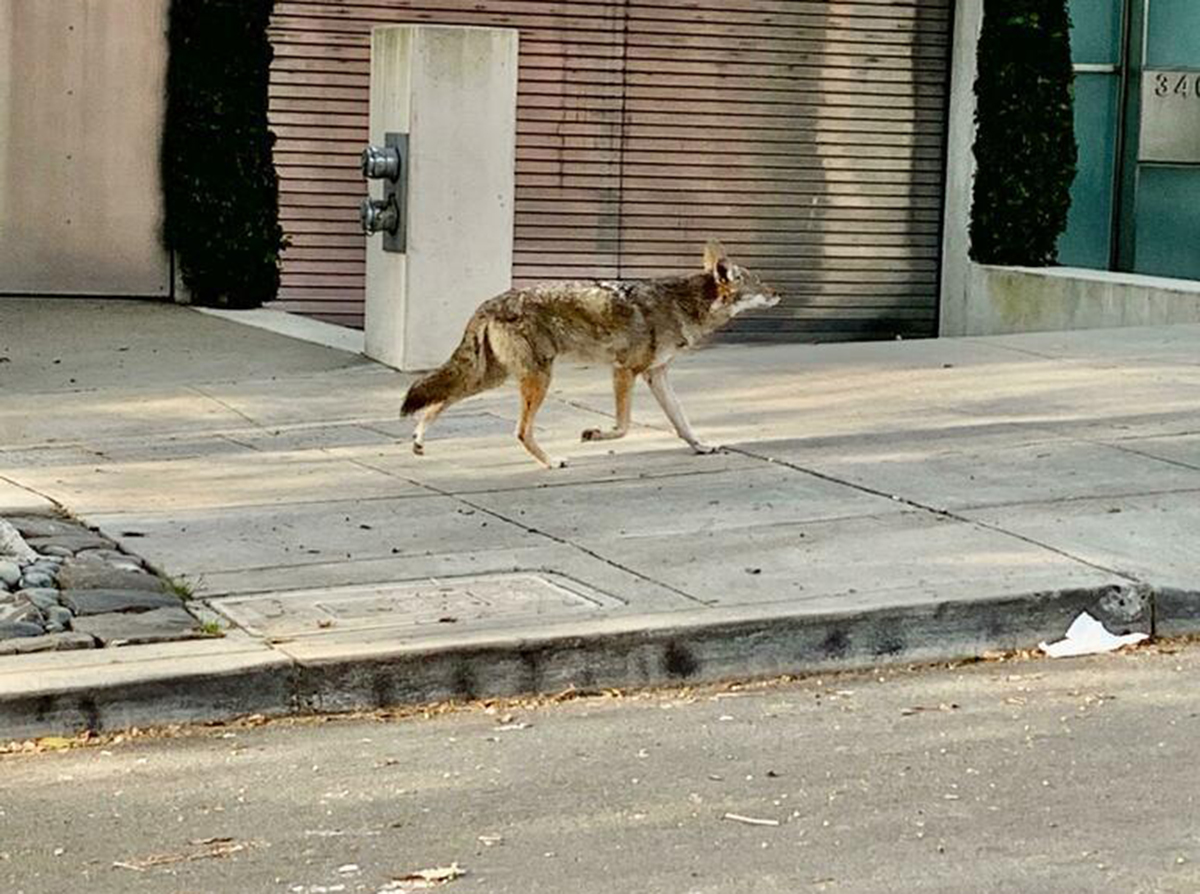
<box><xmin>704</xmin><ymin>239</ymin><xmax>733</xmax><ymax>284</ymax></box>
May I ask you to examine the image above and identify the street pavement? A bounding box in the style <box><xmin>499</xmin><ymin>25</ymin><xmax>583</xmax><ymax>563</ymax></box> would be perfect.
<box><xmin>0</xmin><ymin>297</ymin><xmax>1198</xmax><ymax>735</ymax></box>
<box><xmin>2</xmin><ymin>640</ymin><xmax>1198</xmax><ymax>894</ymax></box>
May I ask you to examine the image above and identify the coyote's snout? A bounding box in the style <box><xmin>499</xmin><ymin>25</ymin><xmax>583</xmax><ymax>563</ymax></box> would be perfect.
<box><xmin>401</xmin><ymin>240</ymin><xmax>781</xmax><ymax>469</ymax></box>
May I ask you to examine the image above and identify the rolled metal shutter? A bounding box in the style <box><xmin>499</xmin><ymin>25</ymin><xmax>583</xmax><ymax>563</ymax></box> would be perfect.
<box><xmin>268</xmin><ymin>1</ymin><xmax>950</xmax><ymax>340</ymax></box>
<box><xmin>269</xmin><ymin>1</ymin><xmax>627</xmax><ymax>327</ymax></box>
<box><xmin>268</xmin><ymin>15</ymin><xmax>369</xmax><ymax>327</ymax></box>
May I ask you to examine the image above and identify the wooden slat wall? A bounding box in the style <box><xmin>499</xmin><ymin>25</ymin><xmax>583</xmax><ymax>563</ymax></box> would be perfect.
<box><xmin>268</xmin><ymin>0</ymin><xmax>951</xmax><ymax>340</ymax></box>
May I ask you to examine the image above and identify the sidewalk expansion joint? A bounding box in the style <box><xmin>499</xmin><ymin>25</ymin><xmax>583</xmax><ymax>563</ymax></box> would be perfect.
<box><xmin>185</xmin><ymin>385</ymin><xmax>271</xmax><ymax>430</ymax></box>
<box><xmin>1100</xmin><ymin>428</ymin><xmax>1200</xmax><ymax>444</ymax></box>
<box><xmin>724</xmin><ymin>445</ymin><xmax>1144</xmax><ymax>585</ymax></box>
<box><xmin>215</xmin><ymin>432</ymin><xmax>264</xmax><ymax>452</ymax></box>
<box><xmin>956</xmin><ymin>484</ymin><xmax>1200</xmax><ymax>513</ymax></box>
<box><xmin>342</xmin><ymin>456</ymin><xmax>711</xmax><ymax>608</ymax></box>
<box><xmin>1100</xmin><ymin>442</ymin><xmax>1200</xmax><ymax>475</ymax></box>
<box><xmin>457</xmin><ymin>463</ymin><xmax>745</xmax><ymax>497</ymax></box>
<box><xmin>0</xmin><ymin>473</ymin><xmax>63</xmax><ymax>510</ymax></box>
<box><xmin>975</xmin><ymin>342</ymin><xmax>1081</xmax><ymax>363</ymax></box>
<box><xmin>178</xmin><ymin>541</ymin><xmax>560</xmax><ymax>584</ymax></box>
<box><xmin>83</xmin><ymin>488</ymin><xmax>443</xmax><ymax>520</ymax></box>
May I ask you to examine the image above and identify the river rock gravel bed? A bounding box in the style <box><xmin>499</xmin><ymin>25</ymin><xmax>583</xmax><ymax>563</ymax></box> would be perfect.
<box><xmin>0</xmin><ymin>514</ymin><xmax>203</xmax><ymax>655</ymax></box>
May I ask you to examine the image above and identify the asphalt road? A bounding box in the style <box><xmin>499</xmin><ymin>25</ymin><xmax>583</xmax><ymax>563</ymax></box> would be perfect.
<box><xmin>3</xmin><ymin>643</ymin><xmax>1199</xmax><ymax>894</ymax></box>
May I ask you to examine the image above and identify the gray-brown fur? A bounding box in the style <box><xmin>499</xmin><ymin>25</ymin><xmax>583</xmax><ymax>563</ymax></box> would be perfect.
<box><xmin>401</xmin><ymin>240</ymin><xmax>780</xmax><ymax>468</ymax></box>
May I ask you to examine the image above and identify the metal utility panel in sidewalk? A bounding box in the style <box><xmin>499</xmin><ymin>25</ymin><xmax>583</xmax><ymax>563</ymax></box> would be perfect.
<box><xmin>362</xmin><ymin>25</ymin><xmax>518</xmax><ymax>372</ymax></box>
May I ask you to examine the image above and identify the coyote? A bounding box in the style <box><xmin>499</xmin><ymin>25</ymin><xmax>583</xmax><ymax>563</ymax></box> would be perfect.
<box><xmin>401</xmin><ymin>240</ymin><xmax>781</xmax><ymax>468</ymax></box>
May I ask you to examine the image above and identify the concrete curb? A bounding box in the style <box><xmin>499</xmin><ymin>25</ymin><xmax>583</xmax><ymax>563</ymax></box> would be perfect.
<box><xmin>3</xmin><ymin>581</ymin><xmax>1195</xmax><ymax>740</ymax></box>
<box><xmin>288</xmin><ymin>583</ymin><xmax>1157</xmax><ymax>712</ymax></box>
<box><xmin>1154</xmin><ymin>587</ymin><xmax>1200</xmax><ymax>637</ymax></box>
<box><xmin>1</xmin><ymin>661</ymin><xmax>295</xmax><ymax>741</ymax></box>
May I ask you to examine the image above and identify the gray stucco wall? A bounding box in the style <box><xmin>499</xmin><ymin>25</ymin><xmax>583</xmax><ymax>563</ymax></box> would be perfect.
<box><xmin>958</xmin><ymin>265</ymin><xmax>1200</xmax><ymax>335</ymax></box>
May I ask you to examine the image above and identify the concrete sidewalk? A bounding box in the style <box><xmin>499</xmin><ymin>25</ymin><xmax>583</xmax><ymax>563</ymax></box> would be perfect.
<box><xmin>1</xmin><ymin>297</ymin><xmax>1198</xmax><ymax>737</ymax></box>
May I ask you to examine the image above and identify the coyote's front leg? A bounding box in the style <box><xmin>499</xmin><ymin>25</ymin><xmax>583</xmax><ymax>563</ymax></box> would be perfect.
<box><xmin>644</xmin><ymin>366</ymin><xmax>717</xmax><ymax>454</ymax></box>
<box><xmin>582</xmin><ymin>367</ymin><xmax>635</xmax><ymax>442</ymax></box>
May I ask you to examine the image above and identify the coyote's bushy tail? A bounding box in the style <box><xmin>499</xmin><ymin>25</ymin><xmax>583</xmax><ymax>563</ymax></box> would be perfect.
<box><xmin>401</xmin><ymin>316</ymin><xmax>498</xmax><ymax>415</ymax></box>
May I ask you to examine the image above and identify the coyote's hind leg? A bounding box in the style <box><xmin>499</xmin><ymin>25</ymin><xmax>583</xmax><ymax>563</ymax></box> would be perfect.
<box><xmin>412</xmin><ymin>401</ymin><xmax>445</xmax><ymax>455</ymax></box>
<box><xmin>516</xmin><ymin>371</ymin><xmax>566</xmax><ymax>469</ymax></box>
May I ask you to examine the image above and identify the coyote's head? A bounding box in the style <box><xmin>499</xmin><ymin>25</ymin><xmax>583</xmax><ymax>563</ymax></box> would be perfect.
<box><xmin>703</xmin><ymin>240</ymin><xmax>781</xmax><ymax>320</ymax></box>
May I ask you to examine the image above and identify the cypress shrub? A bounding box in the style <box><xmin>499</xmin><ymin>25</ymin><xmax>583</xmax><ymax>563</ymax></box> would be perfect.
<box><xmin>970</xmin><ymin>0</ymin><xmax>1077</xmax><ymax>266</ymax></box>
<box><xmin>162</xmin><ymin>0</ymin><xmax>284</xmax><ymax>308</ymax></box>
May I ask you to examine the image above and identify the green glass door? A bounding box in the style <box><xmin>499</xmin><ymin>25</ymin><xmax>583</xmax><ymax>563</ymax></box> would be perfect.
<box><xmin>1059</xmin><ymin>0</ymin><xmax>1200</xmax><ymax>281</ymax></box>
<box><xmin>1058</xmin><ymin>0</ymin><xmax>1124</xmax><ymax>269</ymax></box>
<box><xmin>1131</xmin><ymin>0</ymin><xmax>1200</xmax><ymax>279</ymax></box>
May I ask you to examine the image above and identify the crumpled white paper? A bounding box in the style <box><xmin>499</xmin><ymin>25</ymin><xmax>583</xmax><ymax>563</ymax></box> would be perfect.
<box><xmin>1039</xmin><ymin>611</ymin><xmax>1149</xmax><ymax>658</ymax></box>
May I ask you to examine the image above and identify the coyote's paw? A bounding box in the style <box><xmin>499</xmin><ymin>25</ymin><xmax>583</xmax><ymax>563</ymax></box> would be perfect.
<box><xmin>582</xmin><ymin>427</ymin><xmax>626</xmax><ymax>442</ymax></box>
<box><xmin>412</xmin><ymin>440</ymin><xmax>425</xmax><ymax>456</ymax></box>
<box><xmin>690</xmin><ymin>442</ymin><xmax>719</xmax><ymax>455</ymax></box>
<box><xmin>544</xmin><ymin>456</ymin><xmax>568</xmax><ymax>470</ymax></box>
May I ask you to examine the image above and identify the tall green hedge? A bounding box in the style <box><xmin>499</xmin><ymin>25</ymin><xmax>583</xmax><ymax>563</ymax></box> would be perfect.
<box><xmin>162</xmin><ymin>0</ymin><xmax>284</xmax><ymax>308</ymax></box>
<box><xmin>970</xmin><ymin>0</ymin><xmax>1077</xmax><ymax>266</ymax></box>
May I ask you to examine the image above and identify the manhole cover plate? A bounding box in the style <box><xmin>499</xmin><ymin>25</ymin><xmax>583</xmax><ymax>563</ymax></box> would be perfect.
<box><xmin>209</xmin><ymin>572</ymin><xmax>624</xmax><ymax>638</ymax></box>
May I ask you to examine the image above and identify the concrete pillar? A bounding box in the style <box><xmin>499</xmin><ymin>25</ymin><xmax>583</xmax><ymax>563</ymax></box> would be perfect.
<box><xmin>938</xmin><ymin>0</ymin><xmax>983</xmax><ymax>336</ymax></box>
<box><xmin>364</xmin><ymin>25</ymin><xmax>518</xmax><ymax>371</ymax></box>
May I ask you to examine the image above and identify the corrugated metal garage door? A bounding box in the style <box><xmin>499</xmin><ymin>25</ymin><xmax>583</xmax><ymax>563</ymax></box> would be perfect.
<box><xmin>268</xmin><ymin>0</ymin><xmax>951</xmax><ymax>340</ymax></box>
